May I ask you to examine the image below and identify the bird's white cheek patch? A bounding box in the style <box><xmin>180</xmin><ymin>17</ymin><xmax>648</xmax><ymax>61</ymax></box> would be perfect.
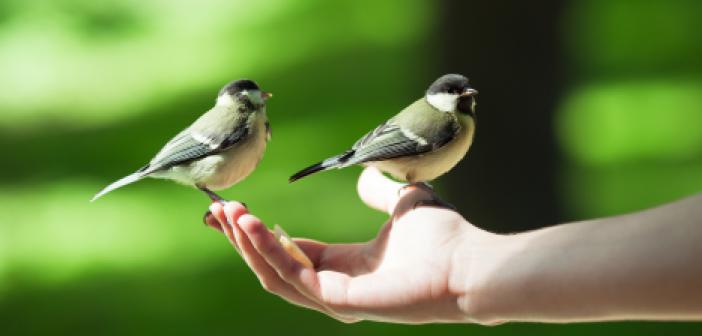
<box><xmin>427</xmin><ymin>93</ymin><xmax>457</xmax><ymax>112</ymax></box>
<box><xmin>216</xmin><ymin>94</ymin><xmax>236</xmax><ymax>107</ymax></box>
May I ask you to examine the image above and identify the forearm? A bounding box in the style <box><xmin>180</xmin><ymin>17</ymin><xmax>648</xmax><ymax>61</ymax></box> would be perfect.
<box><xmin>457</xmin><ymin>194</ymin><xmax>702</xmax><ymax>324</ymax></box>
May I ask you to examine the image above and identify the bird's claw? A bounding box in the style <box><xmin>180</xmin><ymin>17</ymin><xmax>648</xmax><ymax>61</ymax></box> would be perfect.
<box><xmin>199</xmin><ymin>186</ymin><xmax>227</xmax><ymax>204</ymax></box>
<box><xmin>413</xmin><ymin>198</ymin><xmax>458</xmax><ymax>211</ymax></box>
<box><xmin>397</xmin><ymin>182</ymin><xmax>456</xmax><ymax>211</ymax></box>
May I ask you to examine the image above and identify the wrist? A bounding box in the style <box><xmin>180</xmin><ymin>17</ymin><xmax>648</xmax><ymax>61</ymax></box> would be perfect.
<box><xmin>450</xmin><ymin>226</ymin><xmax>526</xmax><ymax>325</ymax></box>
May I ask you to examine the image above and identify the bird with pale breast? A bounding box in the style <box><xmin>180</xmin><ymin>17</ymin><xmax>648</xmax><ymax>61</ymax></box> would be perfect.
<box><xmin>289</xmin><ymin>74</ymin><xmax>477</xmax><ymax>207</ymax></box>
<box><xmin>92</xmin><ymin>79</ymin><xmax>272</xmax><ymax>203</ymax></box>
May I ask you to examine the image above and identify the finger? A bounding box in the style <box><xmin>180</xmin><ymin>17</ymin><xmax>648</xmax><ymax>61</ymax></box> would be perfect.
<box><xmin>219</xmin><ymin>203</ymin><xmax>274</xmax><ymax>284</ymax></box>
<box><xmin>209</xmin><ymin>202</ymin><xmax>241</xmax><ymax>253</ymax></box>
<box><xmin>221</xmin><ymin>202</ymin><xmax>253</xmax><ymax>256</ymax></box>
<box><xmin>220</xmin><ymin>207</ymin><xmax>345</xmax><ymax>318</ymax></box>
<box><xmin>357</xmin><ymin>167</ymin><xmax>405</xmax><ymax>214</ymax></box>
<box><xmin>204</xmin><ymin>211</ymin><xmax>222</xmax><ymax>232</ymax></box>
<box><xmin>240</xmin><ymin>218</ymin><xmax>363</xmax><ymax>322</ymax></box>
<box><xmin>357</xmin><ymin>167</ymin><xmax>441</xmax><ymax>217</ymax></box>
<box><xmin>222</xmin><ymin>202</ymin><xmax>250</xmax><ymax>231</ymax></box>
<box><xmin>208</xmin><ymin>202</ymin><xmax>226</xmax><ymax>225</ymax></box>
<box><xmin>293</xmin><ymin>239</ymin><xmax>376</xmax><ymax>275</ymax></box>
<box><xmin>237</xmin><ymin>215</ymin><xmax>331</xmax><ymax>304</ymax></box>
<box><xmin>239</xmin><ymin>216</ymin><xmax>361</xmax><ymax>321</ymax></box>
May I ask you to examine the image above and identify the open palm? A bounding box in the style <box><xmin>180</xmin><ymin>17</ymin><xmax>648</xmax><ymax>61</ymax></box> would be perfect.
<box><xmin>206</xmin><ymin>167</ymin><xmax>489</xmax><ymax>323</ymax></box>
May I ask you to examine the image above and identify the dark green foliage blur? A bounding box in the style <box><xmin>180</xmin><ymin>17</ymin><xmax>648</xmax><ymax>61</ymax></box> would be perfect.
<box><xmin>0</xmin><ymin>0</ymin><xmax>700</xmax><ymax>334</ymax></box>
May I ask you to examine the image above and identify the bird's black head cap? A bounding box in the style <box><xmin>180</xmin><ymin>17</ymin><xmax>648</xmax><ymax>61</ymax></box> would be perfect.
<box><xmin>219</xmin><ymin>79</ymin><xmax>260</xmax><ymax>96</ymax></box>
<box><xmin>426</xmin><ymin>74</ymin><xmax>471</xmax><ymax>95</ymax></box>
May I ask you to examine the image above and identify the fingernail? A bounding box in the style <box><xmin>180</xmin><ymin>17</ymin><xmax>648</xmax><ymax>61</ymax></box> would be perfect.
<box><xmin>203</xmin><ymin>211</ymin><xmax>212</xmax><ymax>225</ymax></box>
<box><xmin>203</xmin><ymin>211</ymin><xmax>224</xmax><ymax>232</ymax></box>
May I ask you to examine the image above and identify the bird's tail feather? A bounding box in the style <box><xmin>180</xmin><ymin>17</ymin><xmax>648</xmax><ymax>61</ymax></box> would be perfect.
<box><xmin>289</xmin><ymin>151</ymin><xmax>353</xmax><ymax>183</ymax></box>
<box><xmin>91</xmin><ymin>172</ymin><xmax>146</xmax><ymax>202</ymax></box>
<box><xmin>289</xmin><ymin>161</ymin><xmax>328</xmax><ymax>183</ymax></box>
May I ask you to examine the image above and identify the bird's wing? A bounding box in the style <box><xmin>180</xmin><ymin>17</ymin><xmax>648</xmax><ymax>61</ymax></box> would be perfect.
<box><xmin>146</xmin><ymin>122</ymin><xmax>249</xmax><ymax>172</ymax></box>
<box><xmin>345</xmin><ymin>118</ymin><xmax>459</xmax><ymax>165</ymax></box>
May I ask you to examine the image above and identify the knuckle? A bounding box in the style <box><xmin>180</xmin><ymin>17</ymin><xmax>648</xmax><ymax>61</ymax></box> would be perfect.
<box><xmin>278</xmin><ymin>261</ymin><xmax>299</xmax><ymax>279</ymax></box>
<box><xmin>260</xmin><ymin>241</ymin><xmax>279</xmax><ymax>256</ymax></box>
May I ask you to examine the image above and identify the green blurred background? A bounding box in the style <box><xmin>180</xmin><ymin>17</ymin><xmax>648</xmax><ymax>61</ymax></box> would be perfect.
<box><xmin>1</xmin><ymin>0</ymin><xmax>701</xmax><ymax>334</ymax></box>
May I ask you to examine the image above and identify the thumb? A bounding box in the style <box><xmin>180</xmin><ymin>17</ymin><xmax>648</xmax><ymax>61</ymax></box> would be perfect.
<box><xmin>357</xmin><ymin>167</ymin><xmax>443</xmax><ymax>217</ymax></box>
<box><xmin>356</xmin><ymin>167</ymin><xmax>404</xmax><ymax>214</ymax></box>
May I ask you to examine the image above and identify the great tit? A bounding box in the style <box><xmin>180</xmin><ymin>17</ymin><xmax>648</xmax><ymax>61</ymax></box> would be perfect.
<box><xmin>289</xmin><ymin>74</ymin><xmax>477</xmax><ymax>186</ymax></box>
<box><xmin>92</xmin><ymin>79</ymin><xmax>272</xmax><ymax>202</ymax></box>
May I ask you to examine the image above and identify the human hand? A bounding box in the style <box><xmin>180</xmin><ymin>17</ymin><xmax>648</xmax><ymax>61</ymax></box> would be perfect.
<box><xmin>206</xmin><ymin>168</ymin><xmax>702</xmax><ymax>324</ymax></box>
<box><xmin>205</xmin><ymin>167</ymin><xmax>498</xmax><ymax>324</ymax></box>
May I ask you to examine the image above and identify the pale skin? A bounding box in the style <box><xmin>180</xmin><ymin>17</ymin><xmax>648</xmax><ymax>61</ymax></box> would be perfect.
<box><xmin>205</xmin><ymin>167</ymin><xmax>702</xmax><ymax>324</ymax></box>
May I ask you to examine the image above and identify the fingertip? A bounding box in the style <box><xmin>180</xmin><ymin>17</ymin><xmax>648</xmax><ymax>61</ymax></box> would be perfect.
<box><xmin>204</xmin><ymin>212</ymin><xmax>222</xmax><ymax>231</ymax></box>
<box><xmin>357</xmin><ymin>167</ymin><xmax>403</xmax><ymax>214</ymax></box>
<box><xmin>209</xmin><ymin>202</ymin><xmax>223</xmax><ymax>215</ymax></box>
<box><xmin>297</xmin><ymin>266</ymin><xmax>318</xmax><ymax>287</ymax></box>
<box><xmin>223</xmin><ymin>201</ymin><xmax>249</xmax><ymax>224</ymax></box>
<box><xmin>356</xmin><ymin>167</ymin><xmax>384</xmax><ymax>195</ymax></box>
<box><xmin>223</xmin><ymin>201</ymin><xmax>248</xmax><ymax>213</ymax></box>
<box><xmin>238</xmin><ymin>214</ymin><xmax>265</xmax><ymax>233</ymax></box>
<box><xmin>208</xmin><ymin>202</ymin><xmax>227</xmax><ymax>226</ymax></box>
<box><xmin>361</xmin><ymin>166</ymin><xmax>383</xmax><ymax>177</ymax></box>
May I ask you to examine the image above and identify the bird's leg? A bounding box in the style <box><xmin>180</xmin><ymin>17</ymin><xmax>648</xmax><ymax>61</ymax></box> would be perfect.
<box><xmin>199</xmin><ymin>186</ymin><xmax>225</xmax><ymax>226</ymax></box>
<box><xmin>198</xmin><ymin>186</ymin><xmax>250</xmax><ymax>226</ymax></box>
<box><xmin>198</xmin><ymin>186</ymin><xmax>225</xmax><ymax>203</ymax></box>
<box><xmin>416</xmin><ymin>181</ymin><xmax>434</xmax><ymax>192</ymax></box>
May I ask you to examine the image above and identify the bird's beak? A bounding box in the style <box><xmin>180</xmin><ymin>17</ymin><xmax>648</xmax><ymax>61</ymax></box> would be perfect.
<box><xmin>461</xmin><ymin>88</ymin><xmax>478</xmax><ymax>97</ymax></box>
<box><xmin>261</xmin><ymin>91</ymin><xmax>273</xmax><ymax>100</ymax></box>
